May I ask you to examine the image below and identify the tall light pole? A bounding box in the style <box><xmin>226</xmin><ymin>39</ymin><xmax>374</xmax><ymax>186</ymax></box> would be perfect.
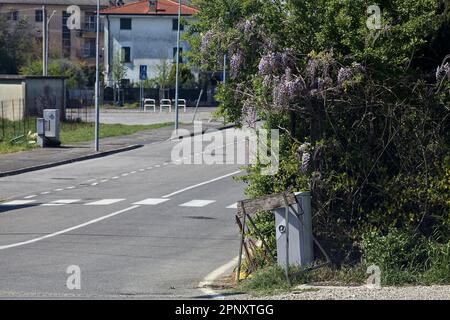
<box><xmin>174</xmin><ymin>0</ymin><xmax>181</xmax><ymax>133</ymax></box>
<box><xmin>94</xmin><ymin>0</ymin><xmax>100</xmax><ymax>151</ymax></box>
<box><xmin>42</xmin><ymin>7</ymin><xmax>56</xmax><ymax>76</ymax></box>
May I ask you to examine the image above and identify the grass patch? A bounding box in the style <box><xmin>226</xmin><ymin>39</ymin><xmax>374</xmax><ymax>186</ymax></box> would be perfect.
<box><xmin>238</xmin><ymin>264</ymin><xmax>367</xmax><ymax>296</ymax></box>
<box><xmin>0</xmin><ymin>118</ymin><xmax>173</xmax><ymax>154</ymax></box>
<box><xmin>60</xmin><ymin>121</ymin><xmax>173</xmax><ymax>144</ymax></box>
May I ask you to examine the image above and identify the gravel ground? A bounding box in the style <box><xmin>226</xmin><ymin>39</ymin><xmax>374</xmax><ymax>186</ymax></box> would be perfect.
<box><xmin>251</xmin><ymin>285</ymin><xmax>450</xmax><ymax>300</ymax></box>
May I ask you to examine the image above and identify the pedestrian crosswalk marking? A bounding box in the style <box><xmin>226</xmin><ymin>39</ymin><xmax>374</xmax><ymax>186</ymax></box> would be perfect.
<box><xmin>133</xmin><ymin>198</ymin><xmax>170</xmax><ymax>205</ymax></box>
<box><xmin>41</xmin><ymin>199</ymin><xmax>81</xmax><ymax>206</ymax></box>
<box><xmin>85</xmin><ymin>199</ymin><xmax>125</xmax><ymax>206</ymax></box>
<box><xmin>179</xmin><ymin>200</ymin><xmax>216</xmax><ymax>207</ymax></box>
<box><xmin>0</xmin><ymin>200</ymin><xmax>36</xmax><ymax>206</ymax></box>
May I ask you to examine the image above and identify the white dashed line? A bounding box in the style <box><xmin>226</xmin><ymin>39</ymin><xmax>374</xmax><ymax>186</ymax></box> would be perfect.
<box><xmin>130</xmin><ymin>171</ymin><xmax>137</xmax><ymax>174</ymax></box>
<box><xmin>40</xmin><ymin>191</ymin><xmax>51</xmax><ymax>195</ymax></box>
<box><xmin>112</xmin><ymin>176</ymin><xmax>119</xmax><ymax>179</ymax></box>
<box><xmin>54</xmin><ymin>189</ymin><xmax>64</xmax><ymax>192</ymax></box>
<box><xmin>24</xmin><ymin>195</ymin><xmax>37</xmax><ymax>199</ymax></box>
<box><xmin>121</xmin><ymin>173</ymin><xmax>129</xmax><ymax>177</ymax></box>
<box><xmin>91</xmin><ymin>183</ymin><xmax>98</xmax><ymax>186</ymax></box>
<box><xmin>85</xmin><ymin>199</ymin><xmax>125</xmax><ymax>206</ymax></box>
<box><xmin>133</xmin><ymin>198</ymin><xmax>170</xmax><ymax>205</ymax></box>
<box><xmin>179</xmin><ymin>200</ymin><xmax>216</xmax><ymax>207</ymax></box>
<box><xmin>101</xmin><ymin>179</ymin><xmax>108</xmax><ymax>183</ymax></box>
<box><xmin>66</xmin><ymin>186</ymin><xmax>76</xmax><ymax>189</ymax></box>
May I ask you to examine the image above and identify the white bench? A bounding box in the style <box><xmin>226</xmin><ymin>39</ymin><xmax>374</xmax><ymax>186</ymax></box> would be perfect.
<box><xmin>160</xmin><ymin>99</ymin><xmax>172</xmax><ymax>112</ymax></box>
<box><xmin>143</xmin><ymin>99</ymin><xmax>156</xmax><ymax>112</ymax></box>
<box><xmin>172</xmin><ymin>99</ymin><xmax>187</xmax><ymax>112</ymax></box>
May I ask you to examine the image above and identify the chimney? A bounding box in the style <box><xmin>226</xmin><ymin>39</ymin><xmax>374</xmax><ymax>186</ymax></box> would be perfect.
<box><xmin>148</xmin><ymin>0</ymin><xmax>158</xmax><ymax>13</ymax></box>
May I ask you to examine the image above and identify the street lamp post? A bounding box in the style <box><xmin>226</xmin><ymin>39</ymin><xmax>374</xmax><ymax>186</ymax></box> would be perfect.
<box><xmin>42</xmin><ymin>7</ymin><xmax>56</xmax><ymax>76</ymax></box>
<box><xmin>94</xmin><ymin>0</ymin><xmax>100</xmax><ymax>152</ymax></box>
<box><xmin>174</xmin><ymin>0</ymin><xmax>181</xmax><ymax>133</ymax></box>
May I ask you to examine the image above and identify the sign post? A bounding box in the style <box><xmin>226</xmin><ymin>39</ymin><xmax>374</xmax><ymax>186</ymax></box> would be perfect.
<box><xmin>139</xmin><ymin>65</ymin><xmax>148</xmax><ymax>109</ymax></box>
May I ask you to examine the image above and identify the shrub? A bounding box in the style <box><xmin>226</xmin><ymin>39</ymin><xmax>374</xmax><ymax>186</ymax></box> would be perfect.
<box><xmin>362</xmin><ymin>230</ymin><xmax>450</xmax><ymax>285</ymax></box>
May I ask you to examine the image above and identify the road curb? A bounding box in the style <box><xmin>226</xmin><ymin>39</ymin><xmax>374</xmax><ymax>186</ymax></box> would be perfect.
<box><xmin>0</xmin><ymin>144</ymin><xmax>143</xmax><ymax>178</ymax></box>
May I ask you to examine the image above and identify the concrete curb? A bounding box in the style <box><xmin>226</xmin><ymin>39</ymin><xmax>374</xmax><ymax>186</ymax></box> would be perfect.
<box><xmin>0</xmin><ymin>144</ymin><xmax>143</xmax><ymax>178</ymax></box>
<box><xmin>169</xmin><ymin>123</ymin><xmax>236</xmax><ymax>141</ymax></box>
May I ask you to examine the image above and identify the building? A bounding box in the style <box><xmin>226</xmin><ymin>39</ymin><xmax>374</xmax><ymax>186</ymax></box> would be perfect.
<box><xmin>0</xmin><ymin>75</ymin><xmax>66</xmax><ymax>120</ymax></box>
<box><xmin>101</xmin><ymin>0</ymin><xmax>198</xmax><ymax>86</ymax></box>
<box><xmin>0</xmin><ymin>1</ymin><xmax>132</xmax><ymax>65</ymax></box>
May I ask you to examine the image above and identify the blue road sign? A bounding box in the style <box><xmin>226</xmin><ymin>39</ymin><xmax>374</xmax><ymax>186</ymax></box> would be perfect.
<box><xmin>139</xmin><ymin>65</ymin><xmax>148</xmax><ymax>81</ymax></box>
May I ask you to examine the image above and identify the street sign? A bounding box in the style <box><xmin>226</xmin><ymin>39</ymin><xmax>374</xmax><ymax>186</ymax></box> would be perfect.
<box><xmin>139</xmin><ymin>65</ymin><xmax>148</xmax><ymax>81</ymax></box>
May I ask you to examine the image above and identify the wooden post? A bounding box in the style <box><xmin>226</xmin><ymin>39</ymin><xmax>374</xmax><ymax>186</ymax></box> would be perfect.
<box><xmin>235</xmin><ymin>202</ymin><xmax>246</xmax><ymax>284</ymax></box>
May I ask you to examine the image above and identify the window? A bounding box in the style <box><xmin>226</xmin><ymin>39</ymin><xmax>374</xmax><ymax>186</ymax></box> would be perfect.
<box><xmin>120</xmin><ymin>18</ymin><xmax>132</xmax><ymax>30</ymax></box>
<box><xmin>172</xmin><ymin>19</ymin><xmax>184</xmax><ymax>31</ymax></box>
<box><xmin>7</xmin><ymin>10</ymin><xmax>19</xmax><ymax>21</ymax></box>
<box><xmin>85</xmin><ymin>14</ymin><xmax>96</xmax><ymax>31</ymax></box>
<box><xmin>121</xmin><ymin>47</ymin><xmax>131</xmax><ymax>63</ymax></box>
<box><xmin>173</xmin><ymin>47</ymin><xmax>183</xmax><ymax>63</ymax></box>
<box><xmin>83</xmin><ymin>39</ymin><xmax>96</xmax><ymax>58</ymax></box>
<box><xmin>35</xmin><ymin>9</ymin><xmax>43</xmax><ymax>22</ymax></box>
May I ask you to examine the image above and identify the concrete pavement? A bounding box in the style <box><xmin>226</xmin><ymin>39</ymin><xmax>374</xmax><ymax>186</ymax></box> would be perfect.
<box><xmin>0</xmin><ymin>127</ymin><xmax>247</xmax><ymax>298</ymax></box>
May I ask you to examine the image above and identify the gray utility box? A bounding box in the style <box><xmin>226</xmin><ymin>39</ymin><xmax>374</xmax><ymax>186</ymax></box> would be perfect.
<box><xmin>37</xmin><ymin>109</ymin><xmax>61</xmax><ymax>147</ymax></box>
<box><xmin>274</xmin><ymin>192</ymin><xmax>314</xmax><ymax>267</ymax></box>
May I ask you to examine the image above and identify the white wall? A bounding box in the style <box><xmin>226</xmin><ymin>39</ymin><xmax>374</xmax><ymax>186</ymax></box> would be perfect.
<box><xmin>104</xmin><ymin>15</ymin><xmax>194</xmax><ymax>85</ymax></box>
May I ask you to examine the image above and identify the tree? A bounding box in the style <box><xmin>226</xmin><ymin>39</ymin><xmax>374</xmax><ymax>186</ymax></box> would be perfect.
<box><xmin>111</xmin><ymin>54</ymin><xmax>127</xmax><ymax>105</ymax></box>
<box><xmin>0</xmin><ymin>15</ymin><xmax>35</xmax><ymax>74</ymax></box>
<box><xmin>20</xmin><ymin>59</ymin><xmax>87</xmax><ymax>89</ymax></box>
<box><xmin>189</xmin><ymin>0</ymin><xmax>450</xmax><ymax>265</ymax></box>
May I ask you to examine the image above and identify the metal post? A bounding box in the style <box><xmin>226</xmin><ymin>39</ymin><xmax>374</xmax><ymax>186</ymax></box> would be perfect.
<box><xmin>174</xmin><ymin>0</ymin><xmax>181</xmax><ymax>133</ymax></box>
<box><xmin>94</xmin><ymin>0</ymin><xmax>100</xmax><ymax>152</ymax></box>
<box><xmin>223</xmin><ymin>54</ymin><xmax>227</xmax><ymax>84</ymax></box>
<box><xmin>284</xmin><ymin>204</ymin><xmax>291</xmax><ymax>286</ymax></box>
<box><xmin>42</xmin><ymin>6</ymin><xmax>47</xmax><ymax>76</ymax></box>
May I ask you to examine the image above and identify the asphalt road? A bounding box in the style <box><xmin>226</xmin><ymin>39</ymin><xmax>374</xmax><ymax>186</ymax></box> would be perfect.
<box><xmin>0</xmin><ymin>128</ymin><xmax>247</xmax><ymax>299</ymax></box>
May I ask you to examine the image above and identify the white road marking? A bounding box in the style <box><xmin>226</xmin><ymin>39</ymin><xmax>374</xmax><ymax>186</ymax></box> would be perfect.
<box><xmin>0</xmin><ymin>205</ymin><xmax>140</xmax><ymax>251</ymax></box>
<box><xmin>130</xmin><ymin>171</ymin><xmax>137</xmax><ymax>174</ymax></box>
<box><xmin>40</xmin><ymin>191</ymin><xmax>51</xmax><ymax>195</ymax></box>
<box><xmin>54</xmin><ymin>188</ymin><xmax>64</xmax><ymax>192</ymax></box>
<box><xmin>162</xmin><ymin>170</ymin><xmax>242</xmax><ymax>198</ymax></box>
<box><xmin>24</xmin><ymin>195</ymin><xmax>37</xmax><ymax>199</ymax></box>
<box><xmin>66</xmin><ymin>186</ymin><xmax>76</xmax><ymax>189</ymax></box>
<box><xmin>91</xmin><ymin>183</ymin><xmax>98</xmax><ymax>186</ymax></box>
<box><xmin>41</xmin><ymin>199</ymin><xmax>81</xmax><ymax>206</ymax></box>
<box><xmin>179</xmin><ymin>200</ymin><xmax>216</xmax><ymax>207</ymax></box>
<box><xmin>133</xmin><ymin>198</ymin><xmax>170</xmax><ymax>205</ymax></box>
<box><xmin>85</xmin><ymin>199</ymin><xmax>125</xmax><ymax>206</ymax></box>
<box><xmin>87</xmin><ymin>179</ymin><xmax>96</xmax><ymax>183</ymax></box>
<box><xmin>0</xmin><ymin>200</ymin><xmax>36</xmax><ymax>206</ymax></box>
<box><xmin>155</xmin><ymin>165</ymin><xmax>161</xmax><ymax>168</ymax></box>
<box><xmin>226</xmin><ymin>203</ymin><xmax>238</xmax><ymax>209</ymax></box>
<box><xmin>112</xmin><ymin>176</ymin><xmax>119</xmax><ymax>179</ymax></box>
<box><xmin>139</xmin><ymin>169</ymin><xmax>145</xmax><ymax>172</ymax></box>
<box><xmin>146</xmin><ymin>167</ymin><xmax>153</xmax><ymax>170</ymax></box>
<box><xmin>198</xmin><ymin>256</ymin><xmax>239</xmax><ymax>299</ymax></box>
<box><xmin>101</xmin><ymin>179</ymin><xmax>108</xmax><ymax>183</ymax></box>
<box><xmin>121</xmin><ymin>173</ymin><xmax>129</xmax><ymax>177</ymax></box>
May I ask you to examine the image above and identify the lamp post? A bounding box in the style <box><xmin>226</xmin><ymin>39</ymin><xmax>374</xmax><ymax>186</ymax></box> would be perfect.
<box><xmin>42</xmin><ymin>6</ymin><xmax>56</xmax><ymax>76</ymax></box>
<box><xmin>94</xmin><ymin>0</ymin><xmax>100</xmax><ymax>151</ymax></box>
<box><xmin>174</xmin><ymin>0</ymin><xmax>181</xmax><ymax>133</ymax></box>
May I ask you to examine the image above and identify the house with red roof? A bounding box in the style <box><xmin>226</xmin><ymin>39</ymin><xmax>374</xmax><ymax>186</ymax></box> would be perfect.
<box><xmin>101</xmin><ymin>0</ymin><xmax>198</xmax><ymax>86</ymax></box>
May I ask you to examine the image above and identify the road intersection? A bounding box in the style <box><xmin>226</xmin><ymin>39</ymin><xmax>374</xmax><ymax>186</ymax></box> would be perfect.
<box><xmin>0</xmin><ymin>128</ymin><xmax>247</xmax><ymax>298</ymax></box>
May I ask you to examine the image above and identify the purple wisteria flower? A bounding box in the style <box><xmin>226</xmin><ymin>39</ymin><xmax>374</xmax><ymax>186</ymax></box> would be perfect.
<box><xmin>337</xmin><ymin>62</ymin><xmax>365</xmax><ymax>86</ymax></box>
<box><xmin>258</xmin><ymin>52</ymin><xmax>283</xmax><ymax>76</ymax></box>
<box><xmin>230</xmin><ymin>51</ymin><xmax>245</xmax><ymax>78</ymax></box>
<box><xmin>436</xmin><ymin>63</ymin><xmax>450</xmax><ymax>83</ymax></box>
<box><xmin>272</xmin><ymin>68</ymin><xmax>305</xmax><ymax>108</ymax></box>
<box><xmin>201</xmin><ymin>30</ymin><xmax>215</xmax><ymax>54</ymax></box>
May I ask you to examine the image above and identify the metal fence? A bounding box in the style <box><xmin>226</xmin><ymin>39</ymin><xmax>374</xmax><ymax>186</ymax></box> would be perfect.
<box><xmin>0</xmin><ymin>99</ymin><xmax>36</xmax><ymax>143</ymax></box>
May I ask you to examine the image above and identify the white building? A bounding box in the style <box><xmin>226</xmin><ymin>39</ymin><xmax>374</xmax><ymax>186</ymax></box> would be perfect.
<box><xmin>101</xmin><ymin>0</ymin><xmax>197</xmax><ymax>86</ymax></box>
